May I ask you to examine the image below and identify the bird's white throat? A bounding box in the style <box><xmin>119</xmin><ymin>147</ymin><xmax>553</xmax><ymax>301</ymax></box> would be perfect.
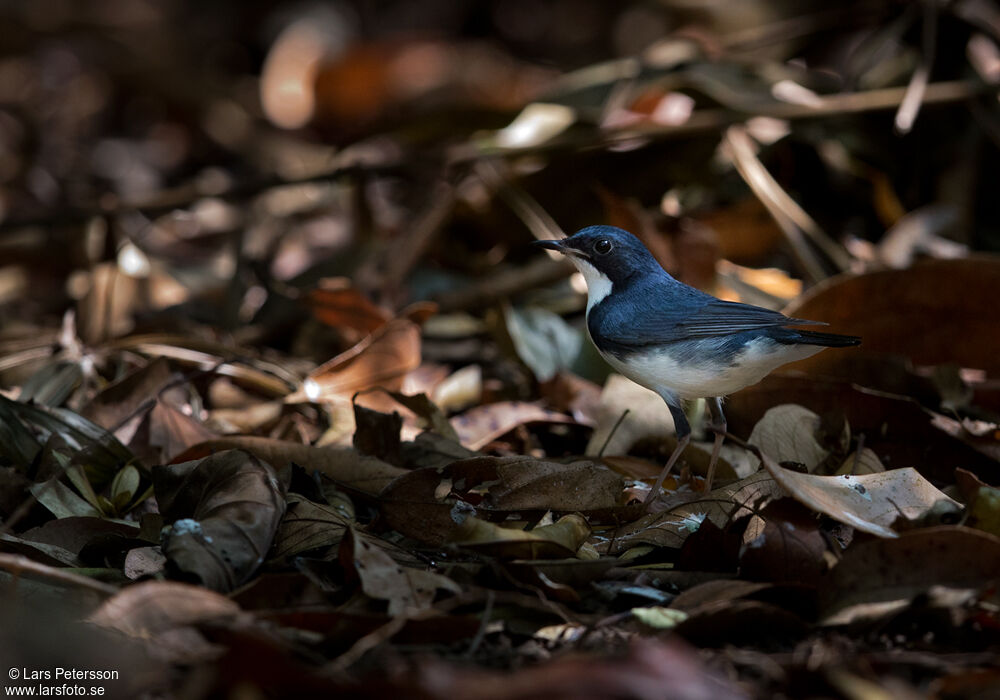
<box><xmin>570</xmin><ymin>258</ymin><xmax>613</xmax><ymax>313</ymax></box>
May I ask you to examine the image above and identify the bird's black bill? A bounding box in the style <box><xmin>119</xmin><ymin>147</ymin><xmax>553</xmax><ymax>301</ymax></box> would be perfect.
<box><xmin>533</xmin><ymin>239</ymin><xmax>565</xmax><ymax>252</ymax></box>
<box><xmin>533</xmin><ymin>238</ymin><xmax>589</xmax><ymax>258</ymax></box>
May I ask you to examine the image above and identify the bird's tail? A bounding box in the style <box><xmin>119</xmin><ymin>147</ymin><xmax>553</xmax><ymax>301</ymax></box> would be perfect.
<box><xmin>790</xmin><ymin>329</ymin><xmax>861</xmax><ymax>347</ymax></box>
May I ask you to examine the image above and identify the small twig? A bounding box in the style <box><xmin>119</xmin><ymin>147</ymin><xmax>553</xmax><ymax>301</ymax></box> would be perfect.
<box><xmin>895</xmin><ymin>0</ymin><xmax>938</xmax><ymax>134</ymax></box>
<box><xmin>476</xmin><ymin>160</ymin><xmax>566</xmax><ymax>241</ymax></box>
<box><xmin>432</xmin><ymin>257</ymin><xmax>573</xmax><ymax>312</ymax></box>
<box><xmin>464</xmin><ymin>589</ymin><xmax>495</xmax><ymax>658</ymax></box>
<box><xmin>449</xmin><ymin>80</ymin><xmax>989</xmax><ymax>164</ymax></box>
<box><xmin>849</xmin><ymin>433</ymin><xmax>866</xmax><ymax>475</ymax></box>
<box><xmin>724</xmin><ymin>126</ymin><xmax>850</xmax><ymax>281</ymax></box>
<box><xmin>378</xmin><ymin>180</ymin><xmax>457</xmax><ymax>302</ymax></box>
<box><xmin>0</xmin><ymin>162</ymin><xmax>402</xmax><ymax>234</ymax></box>
<box><xmin>598</xmin><ymin>409</ymin><xmax>631</xmax><ymax>457</ymax></box>
<box><xmin>324</xmin><ymin>597</ymin><xmax>466</xmax><ymax>674</ymax></box>
<box><xmin>0</xmin><ymin>553</ymin><xmax>119</xmax><ymax>595</ymax></box>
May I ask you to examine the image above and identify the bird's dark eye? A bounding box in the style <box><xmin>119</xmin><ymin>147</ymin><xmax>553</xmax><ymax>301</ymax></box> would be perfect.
<box><xmin>594</xmin><ymin>238</ymin><xmax>613</xmax><ymax>255</ymax></box>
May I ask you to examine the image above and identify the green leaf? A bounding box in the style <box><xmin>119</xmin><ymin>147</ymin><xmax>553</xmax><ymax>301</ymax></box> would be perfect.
<box><xmin>0</xmin><ymin>394</ymin><xmax>137</xmax><ymax>485</ymax></box>
<box><xmin>504</xmin><ymin>305</ymin><xmax>584</xmax><ymax>382</ymax></box>
<box><xmin>30</xmin><ymin>480</ymin><xmax>101</xmax><ymax>519</ymax></box>
<box><xmin>110</xmin><ymin>465</ymin><xmax>141</xmax><ymax>511</ymax></box>
<box><xmin>631</xmin><ymin>606</ymin><xmax>688</xmax><ymax>629</ymax></box>
<box><xmin>66</xmin><ymin>465</ymin><xmax>105</xmax><ymax>515</ymax></box>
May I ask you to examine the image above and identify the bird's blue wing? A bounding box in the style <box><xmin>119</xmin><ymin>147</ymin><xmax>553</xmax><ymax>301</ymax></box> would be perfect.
<box><xmin>590</xmin><ymin>294</ymin><xmax>824</xmax><ymax>351</ymax></box>
<box><xmin>677</xmin><ymin>300</ymin><xmax>825</xmax><ymax>337</ymax></box>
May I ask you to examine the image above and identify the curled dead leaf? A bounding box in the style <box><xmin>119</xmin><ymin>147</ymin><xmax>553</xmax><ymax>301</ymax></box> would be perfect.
<box><xmin>340</xmin><ymin>527</ymin><xmax>460</xmax><ymax>615</ymax></box>
<box><xmin>154</xmin><ymin>449</ymin><xmax>285</xmax><ymax>592</ymax></box>
<box><xmin>748</xmin><ymin>404</ymin><xmax>830</xmax><ymax>473</ymax></box>
<box><xmin>759</xmin><ymin>453</ymin><xmax>958</xmax><ymax>538</ymax></box>
<box><xmin>287</xmin><ymin>318</ymin><xmax>421</xmax><ymax>403</ymax></box>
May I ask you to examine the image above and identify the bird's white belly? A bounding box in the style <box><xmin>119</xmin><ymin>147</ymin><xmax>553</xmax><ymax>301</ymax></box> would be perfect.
<box><xmin>598</xmin><ymin>338</ymin><xmax>822</xmax><ymax>399</ymax></box>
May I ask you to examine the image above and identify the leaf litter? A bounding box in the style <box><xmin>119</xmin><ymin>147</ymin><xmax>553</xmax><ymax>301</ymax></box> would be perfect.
<box><xmin>1</xmin><ymin>4</ymin><xmax>1000</xmax><ymax>697</ymax></box>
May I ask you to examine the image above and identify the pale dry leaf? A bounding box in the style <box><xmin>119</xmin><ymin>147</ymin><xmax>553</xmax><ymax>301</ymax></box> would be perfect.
<box><xmin>608</xmin><ymin>472</ymin><xmax>784</xmax><ymax>553</ymax></box>
<box><xmin>748</xmin><ymin>404</ymin><xmax>829</xmax><ymax>473</ymax></box>
<box><xmin>174</xmin><ymin>436</ymin><xmax>408</xmax><ymax>495</ymax></box>
<box><xmin>820</xmin><ymin>526</ymin><xmax>1000</xmax><ymax>625</ymax></box>
<box><xmin>343</xmin><ymin>528</ymin><xmax>460</xmax><ymax>615</ymax></box>
<box><xmin>88</xmin><ymin>580</ymin><xmax>242</xmax><ymax>637</ymax></box>
<box><xmin>450</xmin><ymin>401</ymin><xmax>574</xmax><ymax>450</ymax></box>
<box><xmin>586</xmin><ymin>374</ymin><xmax>673</xmax><ymax>456</ymax></box>
<box><xmin>287</xmin><ymin>318</ymin><xmax>421</xmax><ymax>403</ymax></box>
<box><xmin>834</xmin><ymin>448</ymin><xmax>886</xmax><ymax>475</ymax></box>
<box><xmin>759</xmin><ymin>455</ymin><xmax>958</xmax><ymax>538</ymax></box>
<box><xmin>451</xmin><ymin>512</ymin><xmax>591</xmax><ymax>560</ymax></box>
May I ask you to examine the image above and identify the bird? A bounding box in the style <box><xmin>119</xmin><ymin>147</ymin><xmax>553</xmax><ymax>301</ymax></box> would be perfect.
<box><xmin>534</xmin><ymin>225</ymin><xmax>859</xmax><ymax>505</ymax></box>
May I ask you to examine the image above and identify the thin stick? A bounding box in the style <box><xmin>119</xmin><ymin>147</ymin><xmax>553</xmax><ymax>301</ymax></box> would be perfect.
<box><xmin>598</xmin><ymin>409</ymin><xmax>631</xmax><ymax>457</ymax></box>
<box><xmin>0</xmin><ymin>553</ymin><xmax>119</xmax><ymax>596</ymax></box>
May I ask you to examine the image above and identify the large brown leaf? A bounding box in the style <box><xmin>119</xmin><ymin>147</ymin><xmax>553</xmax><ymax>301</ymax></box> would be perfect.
<box><xmin>153</xmin><ymin>449</ymin><xmax>285</xmax><ymax>592</ymax></box>
<box><xmin>172</xmin><ymin>436</ymin><xmax>408</xmax><ymax>496</ymax></box>
<box><xmin>783</xmin><ymin>257</ymin><xmax>1000</xmax><ymax>377</ymax></box>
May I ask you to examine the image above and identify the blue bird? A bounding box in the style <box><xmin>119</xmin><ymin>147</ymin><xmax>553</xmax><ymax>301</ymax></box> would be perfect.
<box><xmin>535</xmin><ymin>225</ymin><xmax>859</xmax><ymax>505</ymax></box>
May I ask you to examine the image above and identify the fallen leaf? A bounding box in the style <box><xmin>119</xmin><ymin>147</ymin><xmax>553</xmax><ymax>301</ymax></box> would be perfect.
<box><xmin>748</xmin><ymin>404</ymin><xmax>830</xmax><ymax>473</ymax></box>
<box><xmin>306</xmin><ymin>280</ymin><xmax>391</xmax><ymax>335</ymax></box>
<box><xmin>607</xmin><ymin>472</ymin><xmax>783</xmax><ymax>553</ymax></box>
<box><xmin>430</xmin><ymin>364</ymin><xmax>482</xmax><ymax>413</ymax></box>
<box><xmin>148</xmin><ymin>397</ymin><xmax>219</xmax><ymax>463</ymax></box>
<box><xmin>88</xmin><ymin>580</ymin><xmax>243</xmax><ymax>663</ymax></box>
<box><xmin>173</xmin><ymin>436</ymin><xmax>408</xmax><ymax>496</ymax></box>
<box><xmin>410</xmin><ymin>638</ymin><xmax>748</xmax><ymax>700</ymax></box>
<box><xmin>504</xmin><ymin>305</ymin><xmax>585</xmax><ymax>382</ymax></box>
<box><xmin>834</xmin><ymin>447</ymin><xmax>886</xmax><ymax>475</ymax></box>
<box><xmin>632</xmin><ymin>606</ymin><xmax>688</xmax><ymax>629</ymax></box>
<box><xmin>450</xmin><ymin>401</ymin><xmax>575</xmax><ymax>450</ymax></box>
<box><xmin>123</xmin><ymin>546</ymin><xmax>167</xmax><ymax>579</ymax></box>
<box><xmin>725</xmin><ymin>374</ymin><xmax>1000</xmax><ymax>485</ymax></box>
<box><xmin>271</xmin><ymin>494</ymin><xmax>352</xmax><ymax>560</ymax></box>
<box><xmin>738</xmin><ymin>498</ymin><xmax>832</xmax><ymax>587</ymax></box>
<box><xmin>450</xmin><ymin>511</ymin><xmax>591</xmax><ymax>560</ymax></box>
<box><xmin>81</xmin><ymin>357</ymin><xmax>174</xmax><ymax>432</ymax></box>
<box><xmin>287</xmin><ymin>318</ymin><xmax>421</xmax><ymax>403</ymax></box>
<box><xmin>759</xmin><ymin>455</ymin><xmax>959</xmax><ymax>538</ymax></box>
<box><xmin>783</xmin><ymin>257</ymin><xmax>1000</xmax><ymax>377</ymax></box>
<box><xmin>451</xmin><ymin>456</ymin><xmax>624</xmax><ymax>513</ymax></box>
<box><xmin>340</xmin><ymin>527</ymin><xmax>460</xmax><ymax>615</ymax></box>
<box><xmin>154</xmin><ymin>449</ymin><xmax>286</xmax><ymax>592</ymax></box>
<box><xmin>820</xmin><ymin>527</ymin><xmax>1000</xmax><ymax>625</ymax></box>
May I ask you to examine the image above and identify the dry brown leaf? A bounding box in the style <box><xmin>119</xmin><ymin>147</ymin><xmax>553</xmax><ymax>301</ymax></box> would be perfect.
<box><xmin>783</xmin><ymin>257</ymin><xmax>1000</xmax><ymax>377</ymax></box>
<box><xmin>81</xmin><ymin>357</ymin><xmax>174</xmax><ymax>431</ymax></box>
<box><xmin>457</xmin><ymin>456</ymin><xmax>624</xmax><ymax>513</ymax></box>
<box><xmin>123</xmin><ymin>546</ymin><xmax>167</xmax><ymax>580</ymax></box>
<box><xmin>450</xmin><ymin>401</ymin><xmax>575</xmax><ymax>450</ymax></box>
<box><xmin>585</xmin><ymin>374</ymin><xmax>674</xmax><ymax>456</ymax></box>
<box><xmin>759</xmin><ymin>454</ymin><xmax>958</xmax><ymax>538</ymax></box>
<box><xmin>154</xmin><ymin>449</ymin><xmax>286</xmax><ymax>591</ymax></box>
<box><xmin>820</xmin><ymin>526</ymin><xmax>1000</xmax><ymax>625</ymax></box>
<box><xmin>410</xmin><ymin>638</ymin><xmax>747</xmax><ymax>700</ymax></box>
<box><xmin>149</xmin><ymin>397</ymin><xmax>219</xmax><ymax>462</ymax></box>
<box><xmin>173</xmin><ymin>436</ymin><xmax>408</xmax><ymax>496</ymax></box>
<box><xmin>340</xmin><ymin>527</ymin><xmax>460</xmax><ymax>615</ymax></box>
<box><xmin>607</xmin><ymin>472</ymin><xmax>784</xmax><ymax>553</ymax></box>
<box><xmin>450</xmin><ymin>512</ymin><xmax>591</xmax><ymax>560</ymax></box>
<box><xmin>88</xmin><ymin>580</ymin><xmax>243</xmax><ymax>663</ymax></box>
<box><xmin>287</xmin><ymin>318</ymin><xmax>421</xmax><ymax>403</ymax></box>
<box><xmin>89</xmin><ymin>579</ymin><xmax>242</xmax><ymax>634</ymax></box>
<box><xmin>271</xmin><ymin>493</ymin><xmax>352</xmax><ymax>560</ymax></box>
<box><xmin>834</xmin><ymin>448</ymin><xmax>886</xmax><ymax>475</ymax></box>
<box><xmin>748</xmin><ymin>404</ymin><xmax>829</xmax><ymax>473</ymax></box>
<box><xmin>306</xmin><ymin>279</ymin><xmax>392</xmax><ymax>335</ymax></box>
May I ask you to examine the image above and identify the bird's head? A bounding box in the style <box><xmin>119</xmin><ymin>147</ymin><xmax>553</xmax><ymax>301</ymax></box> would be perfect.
<box><xmin>534</xmin><ymin>226</ymin><xmax>663</xmax><ymax>301</ymax></box>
